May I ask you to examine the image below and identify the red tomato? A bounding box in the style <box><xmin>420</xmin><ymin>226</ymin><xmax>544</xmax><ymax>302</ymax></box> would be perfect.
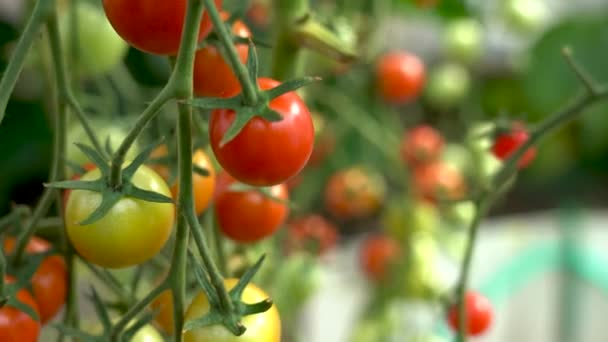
<box><xmin>102</xmin><ymin>0</ymin><xmax>222</xmax><ymax>55</ymax></box>
<box><xmin>62</xmin><ymin>162</ymin><xmax>97</xmax><ymax>212</ymax></box>
<box><xmin>210</xmin><ymin>78</ymin><xmax>314</xmax><ymax>186</ymax></box>
<box><xmin>360</xmin><ymin>235</ymin><xmax>401</xmax><ymax>281</ymax></box>
<box><xmin>324</xmin><ymin>167</ymin><xmax>386</xmax><ymax>220</ymax></box>
<box><xmin>447</xmin><ymin>291</ymin><xmax>493</xmax><ymax>336</ymax></box>
<box><xmin>492</xmin><ymin>124</ymin><xmax>536</xmax><ymax>169</ymax></box>
<box><xmin>413</xmin><ymin>161</ymin><xmax>466</xmax><ymax>202</ymax></box>
<box><xmin>4</xmin><ymin>237</ymin><xmax>67</xmax><ymax>324</ymax></box>
<box><xmin>193</xmin><ymin>13</ymin><xmax>251</xmax><ymax>98</ymax></box>
<box><xmin>0</xmin><ymin>276</ymin><xmax>41</xmax><ymax>341</ymax></box>
<box><xmin>214</xmin><ymin>172</ymin><xmax>289</xmax><ymax>242</ymax></box>
<box><xmin>286</xmin><ymin>215</ymin><xmax>339</xmax><ymax>256</ymax></box>
<box><xmin>415</xmin><ymin>0</ymin><xmax>440</xmax><ymax>8</ymax></box>
<box><xmin>401</xmin><ymin>125</ymin><xmax>444</xmax><ymax>166</ymax></box>
<box><xmin>376</xmin><ymin>51</ymin><xmax>426</xmax><ymax>104</ymax></box>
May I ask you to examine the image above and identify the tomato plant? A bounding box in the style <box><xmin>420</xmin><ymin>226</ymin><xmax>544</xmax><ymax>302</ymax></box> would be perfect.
<box><xmin>360</xmin><ymin>235</ymin><xmax>401</xmax><ymax>281</ymax></box>
<box><xmin>444</xmin><ymin>18</ymin><xmax>484</xmax><ymax>65</ymax></box>
<box><xmin>184</xmin><ymin>278</ymin><xmax>281</xmax><ymax>342</ymax></box>
<box><xmin>210</xmin><ymin>78</ymin><xmax>314</xmax><ymax>186</ymax></box>
<box><xmin>65</xmin><ymin>165</ymin><xmax>175</xmax><ymax>268</ymax></box>
<box><xmin>424</xmin><ymin>63</ymin><xmax>471</xmax><ymax>109</ymax></box>
<box><xmin>324</xmin><ymin>167</ymin><xmax>386</xmax><ymax>220</ymax></box>
<box><xmin>286</xmin><ymin>215</ymin><xmax>339</xmax><ymax>256</ymax></box>
<box><xmin>401</xmin><ymin>125</ymin><xmax>445</xmax><ymax>166</ymax></box>
<box><xmin>214</xmin><ymin>172</ymin><xmax>289</xmax><ymax>243</ymax></box>
<box><xmin>492</xmin><ymin>124</ymin><xmax>537</xmax><ymax>169</ymax></box>
<box><xmin>0</xmin><ymin>276</ymin><xmax>40</xmax><ymax>342</ymax></box>
<box><xmin>447</xmin><ymin>291</ymin><xmax>493</xmax><ymax>336</ymax></box>
<box><xmin>171</xmin><ymin>149</ymin><xmax>217</xmax><ymax>215</ymax></box>
<box><xmin>193</xmin><ymin>14</ymin><xmax>251</xmax><ymax>98</ymax></box>
<box><xmin>102</xmin><ymin>0</ymin><xmax>222</xmax><ymax>55</ymax></box>
<box><xmin>3</xmin><ymin>237</ymin><xmax>67</xmax><ymax>324</ymax></box>
<box><xmin>413</xmin><ymin>161</ymin><xmax>467</xmax><ymax>202</ymax></box>
<box><xmin>376</xmin><ymin>51</ymin><xmax>426</xmax><ymax>104</ymax></box>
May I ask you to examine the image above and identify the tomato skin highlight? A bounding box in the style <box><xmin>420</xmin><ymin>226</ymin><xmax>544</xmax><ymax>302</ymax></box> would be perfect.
<box><xmin>210</xmin><ymin>78</ymin><xmax>314</xmax><ymax>186</ymax></box>
<box><xmin>193</xmin><ymin>14</ymin><xmax>251</xmax><ymax>98</ymax></box>
<box><xmin>214</xmin><ymin>172</ymin><xmax>289</xmax><ymax>243</ymax></box>
<box><xmin>171</xmin><ymin>149</ymin><xmax>217</xmax><ymax>215</ymax></box>
<box><xmin>184</xmin><ymin>278</ymin><xmax>281</xmax><ymax>342</ymax></box>
<box><xmin>0</xmin><ymin>276</ymin><xmax>41</xmax><ymax>342</ymax></box>
<box><xmin>492</xmin><ymin>124</ymin><xmax>536</xmax><ymax>169</ymax></box>
<box><xmin>102</xmin><ymin>0</ymin><xmax>222</xmax><ymax>55</ymax></box>
<box><xmin>360</xmin><ymin>235</ymin><xmax>401</xmax><ymax>281</ymax></box>
<box><xmin>376</xmin><ymin>51</ymin><xmax>426</xmax><ymax>104</ymax></box>
<box><xmin>3</xmin><ymin>237</ymin><xmax>67</xmax><ymax>324</ymax></box>
<box><xmin>447</xmin><ymin>291</ymin><xmax>493</xmax><ymax>336</ymax></box>
<box><xmin>401</xmin><ymin>125</ymin><xmax>445</xmax><ymax>166</ymax></box>
<box><xmin>65</xmin><ymin>165</ymin><xmax>175</xmax><ymax>268</ymax></box>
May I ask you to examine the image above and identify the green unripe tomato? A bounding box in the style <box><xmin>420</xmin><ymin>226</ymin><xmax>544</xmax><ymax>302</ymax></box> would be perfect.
<box><xmin>66</xmin><ymin>121</ymin><xmax>139</xmax><ymax>175</ymax></box>
<box><xmin>504</xmin><ymin>0</ymin><xmax>549</xmax><ymax>34</ymax></box>
<box><xmin>441</xmin><ymin>144</ymin><xmax>474</xmax><ymax>178</ymax></box>
<box><xmin>425</xmin><ymin>63</ymin><xmax>471</xmax><ymax>109</ymax></box>
<box><xmin>441</xmin><ymin>201</ymin><xmax>476</xmax><ymax>228</ymax></box>
<box><xmin>444</xmin><ymin>19</ymin><xmax>484</xmax><ymax>64</ymax></box>
<box><xmin>383</xmin><ymin>199</ymin><xmax>439</xmax><ymax>241</ymax></box>
<box><xmin>59</xmin><ymin>2</ymin><xmax>128</xmax><ymax>76</ymax></box>
<box><xmin>466</xmin><ymin>121</ymin><xmax>496</xmax><ymax>153</ymax></box>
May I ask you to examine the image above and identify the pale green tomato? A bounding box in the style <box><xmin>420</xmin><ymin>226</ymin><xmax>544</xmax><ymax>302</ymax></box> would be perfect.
<box><xmin>466</xmin><ymin>121</ymin><xmax>496</xmax><ymax>153</ymax></box>
<box><xmin>504</xmin><ymin>0</ymin><xmax>549</xmax><ymax>33</ymax></box>
<box><xmin>444</xmin><ymin>19</ymin><xmax>484</xmax><ymax>64</ymax></box>
<box><xmin>402</xmin><ymin>235</ymin><xmax>442</xmax><ymax>298</ymax></box>
<box><xmin>442</xmin><ymin>201</ymin><xmax>476</xmax><ymax>228</ymax></box>
<box><xmin>66</xmin><ymin>121</ymin><xmax>139</xmax><ymax>175</ymax></box>
<box><xmin>383</xmin><ymin>199</ymin><xmax>439</xmax><ymax>241</ymax></box>
<box><xmin>59</xmin><ymin>2</ymin><xmax>128</xmax><ymax>76</ymax></box>
<box><xmin>441</xmin><ymin>144</ymin><xmax>473</xmax><ymax>178</ymax></box>
<box><xmin>425</xmin><ymin>63</ymin><xmax>471</xmax><ymax>109</ymax></box>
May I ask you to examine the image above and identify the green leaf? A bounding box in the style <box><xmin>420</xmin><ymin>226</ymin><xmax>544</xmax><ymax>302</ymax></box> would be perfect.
<box><xmin>74</xmin><ymin>143</ymin><xmax>109</xmax><ymax>174</ymax></box>
<box><xmin>127</xmin><ymin>185</ymin><xmax>174</xmax><ymax>203</ymax></box>
<box><xmin>263</xmin><ymin>77</ymin><xmax>321</xmax><ymax>100</ymax></box>
<box><xmin>79</xmin><ymin>191</ymin><xmax>122</xmax><ymax>225</ymax></box>
<box><xmin>231</xmin><ymin>254</ymin><xmax>266</xmax><ymax>299</ymax></box>
<box><xmin>122</xmin><ymin>139</ymin><xmax>165</xmax><ymax>180</ymax></box>
<box><xmin>219</xmin><ymin>109</ymin><xmax>255</xmax><ymax>147</ymax></box>
<box><xmin>89</xmin><ymin>286</ymin><xmax>112</xmax><ymax>331</ymax></box>
<box><xmin>246</xmin><ymin>40</ymin><xmax>259</xmax><ymax>82</ymax></box>
<box><xmin>187</xmin><ymin>96</ymin><xmax>243</xmax><ymax>110</ymax></box>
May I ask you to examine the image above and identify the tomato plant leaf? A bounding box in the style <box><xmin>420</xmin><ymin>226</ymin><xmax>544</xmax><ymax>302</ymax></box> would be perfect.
<box><xmin>122</xmin><ymin>138</ymin><xmax>165</xmax><ymax>180</ymax></box>
<box><xmin>5</xmin><ymin>293</ymin><xmax>39</xmax><ymax>321</ymax></box>
<box><xmin>246</xmin><ymin>39</ymin><xmax>259</xmax><ymax>82</ymax></box>
<box><xmin>263</xmin><ymin>76</ymin><xmax>321</xmax><ymax>100</ymax></box>
<box><xmin>241</xmin><ymin>298</ymin><xmax>273</xmax><ymax>316</ymax></box>
<box><xmin>219</xmin><ymin>109</ymin><xmax>255</xmax><ymax>147</ymax></box>
<box><xmin>74</xmin><ymin>143</ymin><xmax>110</xmax><ymax>174</ymax></box>
<box><xmin>89</xmin><ymin>286</ymin><xmax>112</xmax><ymax>331</ymax></box>
<box><xmin>127</xmin><ymin>185</ymin><xmax>174</xmax><ymax>204</ymax></box>
<box><xmin>79</xmin><ymin>191</ymin><xmax>122</xmax><ymax>225</ymax></box>
<box><xmin>231</xmin><ymin>254</ymin><xmax>266</xmax><ymax>299</ymax></box>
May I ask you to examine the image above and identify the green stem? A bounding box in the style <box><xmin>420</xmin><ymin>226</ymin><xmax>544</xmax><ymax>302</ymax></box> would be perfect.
<box><xmin>82</xmin><ymin>261</ymin><xmax>133</xmax><ymax>304</ymax></box>
<box><xmin>271</xmin><ymin>0</ymin><xmax>309</xmax><ymax>79</ymax></box>
<box><xmin>202</xmin><ymin>0</ymin><xmax>258</xmax><ymax>105</ymax></box>
<box><xmin>0</xmin><ymin>206</ymin><xmax>31</xmax><ymax>231</ymax></box>
<box><xmin>208</xmin><ymin>209</ymin><xmax>227</xmax><ymax>275</ymax></box>
<box><xmin>0</xmin><ymin>249</ymin><xmax>6</xmax><ymax>297</ymax></box>
<box><xmin>0</xmin><ymin>0</ymin><xmax>54</xmax><ymax>125</ymax></box>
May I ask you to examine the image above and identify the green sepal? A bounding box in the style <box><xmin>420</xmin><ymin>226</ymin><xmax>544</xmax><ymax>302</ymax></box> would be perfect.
<box><xmin>78</xmin><ymin>191</ymin><xmax>122</xmax><ymax>225</ymax></box>
<box><xmin>187</xmin><ymin>96</ymin><xmax>243</xmax><ymax>110</ymax></box>
<box><xmin>121</xmin><ymin>139</ymin><xmax>165</xmax><ymax>180</ymax></box>
<box><xmin>44</xmin><ymin>180</ymin><xmax>103</xmax><ymax>192</ymax></box>
<box><xmin>263</xmin><ymin>76</ymin><xmax>321</xmax><ymax>100</ymax></box>
<box><xmin>5</xmin><ymin>285</ymin><xmax>39</xmax><ymax>321</ymax></box>
<box><xmin>246</xmin><ymin>39</ymin><xmax>259</xmax><ymax>82</ymax></box>
<box><xmin>74</xmin><ymin>143</ymin><xmax>109</xmax><ymax>174</ymax></box>
<box><xmin>126</xmin><ymin>185</ymin><xmax>174</xmax><ymax>204</ymax></box>
<box><xmin>230</xmin><ymin>254</ymin><xmax>266</xmax><ymax>299</ymax></box>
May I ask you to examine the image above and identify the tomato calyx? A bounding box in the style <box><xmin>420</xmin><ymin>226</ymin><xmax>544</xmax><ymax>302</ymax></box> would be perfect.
<box><xmin>46</xmin><ymin>142</ymin><xmax>174</xmax><ymax>225</ymax></box>
<box><xmin>184</xmin><ymin>254</ymin><xmax>273</xmax><ymax>336</ymax></box>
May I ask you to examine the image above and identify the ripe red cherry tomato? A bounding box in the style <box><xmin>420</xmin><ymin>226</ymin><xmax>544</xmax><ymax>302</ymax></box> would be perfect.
<box><xmin>360</xmin><ymin>235</ymin><xmax>401</xmax><ymax>281</ymax></box>
<box><xmin>324</xmin><ymin>167</ymin><xmax>386</xmax><ymax>220</ymax></box>
<box><xmin>447</xmin><ymin>291</ymin><xmax>493</xmax><ymax>336</ymax></box>
<box><xmin>376</xmin><ymin>51</ymin><xmax>426</xmax><ymax>104</ymax></box>
<box><xmin>492</xmin><ymin>124</ymin><xmax>536</xmax><ymax>169</ymax></box>
<box><xmin>193</xmin><ymin>13</ymin><xmax>251</xmax><ymax>98</ymax></box>
<box><xmin>210</xmin><ymin>78</ymin><xmax>314</xmax><ymax>186</ymax></box>
<box><xmin>4</xmin><ymin>237</ymin><xmax>67</xmax><ymax>324</ymax></box>
<box><xmin>401</xmin><ymin>125</ymin><xmax>445</xmax><ymax>166</ymax></box>
<box><xmin>102</xmin><ymin>0</ymin><xmax>222</xmax><ymax>55</ymax></box>
<box><xmin>214</xmin><ymin>172</ymin><xmax>289</xmax><ymax>242</ymax></box>
<box><xmin>413</xmin><ymin>161</ymin><xmax>466</xmax><ymax>202</ymax></box>
<box><xmin>0</xmin><ymin>276</ymin><xmax>41</xmax><ymax>341</ymax></box>
<box><xmin>286</xmin><ymin>215</ymin><xmax>339</xmax><ymax>256</ymax></box>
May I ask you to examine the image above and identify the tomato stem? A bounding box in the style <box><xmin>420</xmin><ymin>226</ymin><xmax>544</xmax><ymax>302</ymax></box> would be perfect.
<box><xmin>271</xmin><ymin>0</ymin><xmax>309</xmax><ymax>80</ymax></box>
<box><xmin>0</xmin><ymin>0</ymin><xmax>55</xmax><ymax>126</ymax></box>
<box><xmin>202</xmin><ymin>0</ymin><xmax>259</xmax><ymax>105</ymax></box>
